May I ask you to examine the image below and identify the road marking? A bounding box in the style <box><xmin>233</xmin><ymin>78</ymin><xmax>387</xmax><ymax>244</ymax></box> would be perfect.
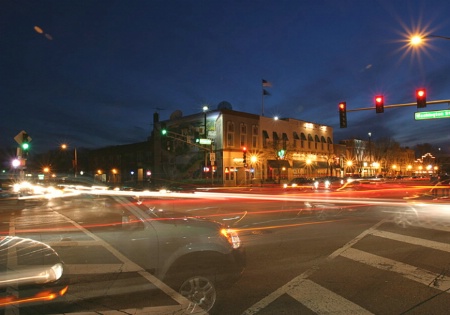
<box><xmin>371</xmin><ymin>229</ymin><xmax>450</xmax><ymax>252</ymax></box>
<box><xmin>242</xmin><ymin>219</ymin><xmax>387</xmax><ymax>315</ymax></box>
<box><xmin>289</xmin><ymin>279</ymin><xmax>373</xmax><ymax>315</ymax></box>
<box><xmin>9</xmin><ymin>208</ymin><xmax>199</xmax><ymax>314</ymax></box>
<box><xmin>340</xmin><ymin>247</ymin><xmax>450</xmax><ymax>292</ymax></box>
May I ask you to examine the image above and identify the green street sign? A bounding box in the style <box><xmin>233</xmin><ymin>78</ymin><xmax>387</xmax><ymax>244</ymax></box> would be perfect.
<box><xmin>415</xmin><ymin>109</ymin><xmax>450</xmax><ymax>120</ymax></box>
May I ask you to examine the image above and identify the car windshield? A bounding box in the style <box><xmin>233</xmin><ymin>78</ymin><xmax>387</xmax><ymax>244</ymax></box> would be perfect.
<box><xmin>2</xmin><ymin>1</ymin><xmax>450</xmax><ymax>315</ymax></box>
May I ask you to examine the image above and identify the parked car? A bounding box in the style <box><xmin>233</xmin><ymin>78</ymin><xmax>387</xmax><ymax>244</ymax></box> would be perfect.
<box><xmin>61</xmin><ymin>194</ymin><xmax>245</xmax><ymax>313</ymax></box>
<box><xmin>0</xmin><ymin>236</ymin><xmax>68</xmax><ymax>307</ymax></box>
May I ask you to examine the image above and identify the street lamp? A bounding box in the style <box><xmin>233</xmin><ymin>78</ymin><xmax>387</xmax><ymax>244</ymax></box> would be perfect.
<box><xmin>410</xmin><ymin>34</ymin><xmax>450</xmax><ymax>46</ymax></box>
<box><xmin>202</xmin><ymin>105</ymin><xmax>209</xmax><ymax>179</ymax></box>
<box><xmin>61</xmin><ymin>144</ymin><xmax>78</xmax><ymax>178</ymax></box>
<box><xmin>368</xmin><ymin>132</ymin><xmax>372</xmax><ymax>177</ymax></box>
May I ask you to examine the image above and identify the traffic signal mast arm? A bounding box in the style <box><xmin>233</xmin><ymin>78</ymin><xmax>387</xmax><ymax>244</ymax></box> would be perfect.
<box><xmin>162</xmin><ymin>129</ymin><xmax>212</xmax><ymax>151</ymax></box>
<box><xmin>346</xmin><ymin>99</ymin><xmax>450</xmax><ymax>112</ymax></box>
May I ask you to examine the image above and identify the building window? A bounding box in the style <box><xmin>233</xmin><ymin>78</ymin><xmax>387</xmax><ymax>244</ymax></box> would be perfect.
<box><xmin>241</xmin><ymin>123</ymin><xmax>247</xmax><ymax>134</ymax></box>
<box><xmin>227</xmin><ymin>121</ymin><xmax>235</xmax><ymax>147</ymax></box>
<box><xmin>262</xmin><ymin>130</ymin><xmax>269</xmax><ymax>148</ymax></box>
<box><xmin>252</xmin><ymin>125</ymin><xmax>259</xmax><ymax>149</ymax></box>
<box><xmin>227</xmin><ymin>133</ymin><xmax>234</xmax><ymax>147</ymax></box>
<box><xmin>240</xmin><ymin>134</ymin><xmax>246</xmax><ymax>148</ymax></box>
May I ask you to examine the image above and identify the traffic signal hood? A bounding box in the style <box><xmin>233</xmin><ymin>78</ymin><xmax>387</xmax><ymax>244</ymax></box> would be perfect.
<box><xmin>375</xmin><ymin>95</ymin><xmax>384</xmax><ymax>113</ymax></box>
<box><xmin>242</xmin><ymin>147</ymin><xmax>247</xmax><ymax>164</ymax></box>
<box><xmin>338</xmin><ymin>102</ymin><xmax>347</xmax><ymax>128</ymax></box>
<box><xmin>416</xmin><ymin>89</ymin><xmax>427</xmax><ymax>108</ymax></box>
<box><xmin>21</xmin><ymin>133</ymin><xmax>30</xmax><ymax>150</ymax></box>
<box><xmin>160</xmin><ymin>123</ymin><xmax>167</xmax><ymax>136</ymax></box>
<box><xmin>194</xmin><ymin>132</ymin><xmax>200</xmax><ymax>143</ymax></box>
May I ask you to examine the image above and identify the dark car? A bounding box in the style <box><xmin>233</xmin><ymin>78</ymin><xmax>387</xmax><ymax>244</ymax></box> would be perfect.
<box><xmin>59</xmin><ymin>193</ymin><xmax>245</xmax><ymax>313</ymax></box>
<box><xmin>0</xmin><ymin>236</ymin><xmax>68</xmax><ymax>307</ymax></box>
<box><xmin>283</xmin><ymin>177</ymin><xmax>315</xmax><ymax>190</ymax></box>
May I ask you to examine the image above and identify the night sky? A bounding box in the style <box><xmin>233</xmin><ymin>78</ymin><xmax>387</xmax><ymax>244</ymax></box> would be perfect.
<box><xmin>1</xmin><ymin>0</ymin><xmax>449</xmax><ymax>154</ymax></box>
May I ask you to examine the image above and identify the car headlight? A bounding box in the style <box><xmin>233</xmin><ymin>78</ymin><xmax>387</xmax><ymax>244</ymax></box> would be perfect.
<box><xmin>314</xmin><ymin>181</ymin><xmax>319</xmax><ymax>189</ymax></box>
<box><xmin>325</xmin><ymin>180</ymin><xmax>330</xmax><ymax>188</ymax></box>
<box><xmin>220</xmin><ymin>228</ymin><xmax>241</xmax><ymax>249</ymax></box>
<box><xmin>37</xmin><ymin>263</ymin><xmax>64</xmax><ymax>284</ymax></box>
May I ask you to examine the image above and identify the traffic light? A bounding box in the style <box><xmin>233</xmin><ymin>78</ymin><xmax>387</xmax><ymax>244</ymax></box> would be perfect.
<box><xmin>416</xmin><ymin>89</ymin><xmax>426</xmax><ymax>108</ymax></box>
<box><xmin>278</xmin><ymin>149</ymin><xmax>285</xmax><ymax>159</ymax></box>
<box><xmin>375</xmin><ymin>95</ymin><xmax>384</xmax><ymax>113</ymax></box>
<box><xmin>242</xmin><ymin>147</ymin><xmax>247</xmax><ymax>164</ymax></box>
<box><xmin>338</xmin><ymin>102</ymin><xmax>347</xmax><ymax>128</ymax></box>
<box><xmin>21</xmin><ymin>133</ymin><xmax>30</xmax><ymax>151</ymax></box>
<box><xmin>160</xmin><ymin>123</ymin><xmax>167</xmax><ymax>136</ymax></box>
<box><xmin>194</xmin><ymin>132</ymin><xmax>200</xmax><ymax>143</ymax></box>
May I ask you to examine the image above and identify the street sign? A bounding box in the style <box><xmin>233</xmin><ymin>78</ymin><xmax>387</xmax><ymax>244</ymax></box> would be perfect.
<box><xmin>14</xmin><ymin>130</ymin><xmax>32</xmax><ymax>144</ymax></box>
<box><xmin>415</xmin><ymin>109</ymin><xmax>450</xmax><ymax>120</ymax></box>
<box><xmin>199</xmin><ymin>138</ymin><xmax>211</xmax><ymax>145</ymax></box>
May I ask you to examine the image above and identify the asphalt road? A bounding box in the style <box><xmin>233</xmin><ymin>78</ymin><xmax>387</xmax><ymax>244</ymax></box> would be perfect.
<box><xmin>1</xmin><ymin>182</ymin><xmax>449</xmax><ymax>314</ymax></box>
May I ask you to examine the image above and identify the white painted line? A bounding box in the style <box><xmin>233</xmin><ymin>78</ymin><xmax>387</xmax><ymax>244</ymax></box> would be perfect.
<box><xmin>242</xmin><ymin>219</ymin><xmax>387</xmax><ymax>315</ymax></box>
<box><xmin>371</xmin><ymin>229</ymin><xmax>450</xmax><ymax>252</ymax></box>
<box><xmin>55</xmin><ymin>205</ymin><xmax>197</xmax><ymax>312</ymax></box>
<box><xmin>63</xmin><ymin>305</ymin><xmax>186</xmax><ymax>315</ymax></box>
<box><xmin>288</xmin><ymin>279</ymin><xmax>373</xmax><ymax>315</ymax></box>
<box><xmin>340</xmin><ymin>247</ymin><xmax>450</xmax><ymax>292</ymax></box>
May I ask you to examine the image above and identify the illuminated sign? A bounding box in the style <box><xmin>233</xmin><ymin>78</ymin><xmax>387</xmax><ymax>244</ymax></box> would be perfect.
<box><xmin>414</xmin><ymin>109</ymin><xmax>450</xmax><ymax>120</ymax></box>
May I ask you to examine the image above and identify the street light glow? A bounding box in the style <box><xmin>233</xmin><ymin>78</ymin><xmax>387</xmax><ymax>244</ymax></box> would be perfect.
<box><xmin>410</xmin><ymin>35</ymin><xmax>423</xmax><ymax>46</ymax></box>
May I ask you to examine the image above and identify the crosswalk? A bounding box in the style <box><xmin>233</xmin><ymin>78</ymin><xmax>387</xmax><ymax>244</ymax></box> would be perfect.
<box><xmin>3</xmin><ymin>208</ymin><xmax>197</xmax><ymax>315</ymax></box>
<box><xmin>243</xmin><ymin>219</ymin><xmax>450</xmax><ymax>315</ymax></box>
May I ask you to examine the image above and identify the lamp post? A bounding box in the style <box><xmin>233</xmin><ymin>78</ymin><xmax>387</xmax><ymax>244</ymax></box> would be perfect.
<box><xmin>61</xmin><ymin>144</ymin><xmax>78</xmax><ymax>178</ymax></box>
<box><xmin>202</xmin><ymin>105</ymin><xmax>209</xmax><ymax>180</ymax></box>
<box><xmin>368</xmin><ymin>132</ymin><xmax>372</xmax><ymax>177</ymax></box>
<box><xmin>410</xmin><ymin>34</ymin><xmax>450</xmax><ymax>46</ymax></box>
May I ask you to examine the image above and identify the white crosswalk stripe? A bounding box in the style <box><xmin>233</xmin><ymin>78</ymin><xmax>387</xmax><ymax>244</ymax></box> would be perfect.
<box><xmin>243</xmin><ymin>219</ymin><xmax>450</xmax><ymax>314</ymax></box>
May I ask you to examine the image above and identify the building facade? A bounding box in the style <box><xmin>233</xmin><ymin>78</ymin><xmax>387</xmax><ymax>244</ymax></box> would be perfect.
<box><xmin>153</xmin><ymin>105</ymin><xmax>335</xmax><ymax>186</ymax></box>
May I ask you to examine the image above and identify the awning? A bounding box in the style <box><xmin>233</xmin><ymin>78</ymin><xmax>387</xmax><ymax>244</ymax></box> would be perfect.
<box><xmin>308</xmin><ymin>134</ymin><xmax>314</xmax><ymax>141</ymax></box>
<box><xmin>292</xmin><ymin>160</ymin><xmax>328</xmax><ymax>168</ymax></box>
<box><xmin>272</xmin><ymin>132</ymin><xmax>279</xmax><ymax>140</ymax></box>
<box><xmin>316</xmin><ymin>161</ymin><xmax>329</xmax><ymax>168</ymax></box>
<box><xmin>268</xmin><ymin>160</ymin><xmax>291</xmax><ymax>168</ymax></box>
<box><xmin>262</xmin><ymin>130</ymin><xmax>269</xmax><ymax>138</ymax></box>
<box><xmin>301</xmin><ymin>133</ymin><xmax>307</xmax><ymax>140</ymax></box>
<box><xmin>327</xmin><ymin>137</ymin><xmax>333</xmax><ymax>144</ymax></box>
<box><xmin>315</xmin><ymin>135</ymin><xmax>320</xmax><ymax>142</ymax></box>
<box><xmin>321</xmin><ymin>136</ymin><xmax>326</xmax><ymax>143</ymax></box>
<box><xmin>293</xmin><ymin>132</ymin><xmax>300</xmax><ymax>140</ymax></box>
<box><xmin>282</xmin><ymin>133</ymin><xmax>289</xmax><ymax>141</ymax></box>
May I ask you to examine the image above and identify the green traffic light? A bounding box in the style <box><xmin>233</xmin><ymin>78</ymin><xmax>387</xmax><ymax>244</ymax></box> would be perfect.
<box><xmin>161</xmin><ymin>129</ymin><xmax>167</xmax><ymax>136</ymax></box>
<box><xmin>22</xmin><ymin>143</ymin><xmax>30</xmax><ymax>150</ymax></box>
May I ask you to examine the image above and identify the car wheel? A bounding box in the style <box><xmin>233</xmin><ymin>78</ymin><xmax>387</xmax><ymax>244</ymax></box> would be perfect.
<box><xmin>178</xmin><ymin>274</ymin><xmax>217</xmax><ymax>313</ymax></box>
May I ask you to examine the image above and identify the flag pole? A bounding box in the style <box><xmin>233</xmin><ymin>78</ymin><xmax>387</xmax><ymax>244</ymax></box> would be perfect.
<box><xmin>262</xmin><ymin>88</ymin><xmax>265</xmax><ymax>116</ymax></box>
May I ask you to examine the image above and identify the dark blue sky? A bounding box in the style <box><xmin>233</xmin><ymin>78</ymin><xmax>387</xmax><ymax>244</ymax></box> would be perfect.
<box><xmin>1</xmin><ymin>0</ymin><xmax>449</xmax><ymax>154</ymax></box>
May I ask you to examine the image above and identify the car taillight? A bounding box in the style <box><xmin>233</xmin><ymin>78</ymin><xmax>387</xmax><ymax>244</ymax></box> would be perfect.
<box><xmin>220</xmin><ymin>228</ymin><xmax>241</xmax><ymax>249</ymax></box>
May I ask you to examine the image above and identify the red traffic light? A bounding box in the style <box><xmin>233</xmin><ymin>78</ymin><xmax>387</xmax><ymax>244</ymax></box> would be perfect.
<box><xmin>338</xmin><ymin>102</ymin><xmax>347</xmax><ymax>128</ymax></box>
<box><xmin>416</xmin><ymin>89</ymin><xmax>426</xmax><ymax>108</ymax></box>
<box><xmin>375</xmin><ymin>95</ymin><xmax>384</xmax><ymax>113</ymax></box>
<box><xmin>242</xmin><ymin>146</ymin><xmax>247</xmax><ymax>151</ymax></box>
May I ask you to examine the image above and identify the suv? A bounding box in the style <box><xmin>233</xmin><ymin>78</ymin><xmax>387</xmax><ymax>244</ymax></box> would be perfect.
<box><xmin>57</xmin><ymin>193</ymin><xmax>245</xmax><ymax>313</ymax></box>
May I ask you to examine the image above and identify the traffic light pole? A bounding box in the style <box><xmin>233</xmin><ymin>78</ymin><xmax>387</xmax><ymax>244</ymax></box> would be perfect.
<box><xmin>346</xmin><ymin>99</ymin><xmax>450</xmax><ymax>112</ymax></box>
